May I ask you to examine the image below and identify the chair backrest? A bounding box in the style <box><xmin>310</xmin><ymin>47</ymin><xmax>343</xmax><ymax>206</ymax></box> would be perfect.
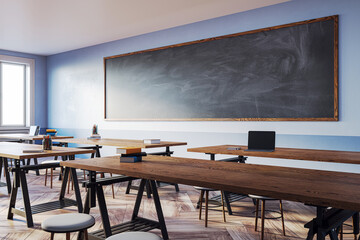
<box><xmin>29</xmin><ymin>126</ymin><xmax>40</xmax><ymax>136</ymax></box>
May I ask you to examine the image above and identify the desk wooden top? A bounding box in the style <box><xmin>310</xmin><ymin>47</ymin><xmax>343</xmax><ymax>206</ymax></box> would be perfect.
<box><xmin>0</xmin><ymin>134</ymin><xmax>73</xmax><ymax>141</ymax></box>
<box><xmin>0</xmin><ymin>142</ymin><xmax>95</xmax><ymax>159</ymax></box>
<box><xmin>61</xmin><ymin>155</ymin><xmax>360</xmax><ymax>211</ymax></box>
<box><xmin>58</xmin><ymin>138</ymin><xmax>187</xmax><ymax>149</ymax></box>
<box><xmin>187</xmin><ymin>145</ymin><xmax>360</xmax><ymax>165</ymax></box>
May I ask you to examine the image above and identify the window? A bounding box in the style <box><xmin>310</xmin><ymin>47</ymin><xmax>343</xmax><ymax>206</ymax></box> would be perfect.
<box><xmin>0</xmin><ymin>55</ymin><xmax>34</xmax><ymax>129</ymax></box>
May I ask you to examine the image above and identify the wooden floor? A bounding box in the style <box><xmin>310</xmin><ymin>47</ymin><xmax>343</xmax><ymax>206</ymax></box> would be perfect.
<box><xmin>0</xmin><ymin>166</ymin><xmax>356</xmax><ymax>240</ymax></box>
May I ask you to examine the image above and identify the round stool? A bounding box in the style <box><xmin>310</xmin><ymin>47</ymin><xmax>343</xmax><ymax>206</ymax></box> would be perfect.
<box><xmin>194</xmin><ymin>186</ymin><xmax>226</xmax><ymax>227</ymax></box>
<box><xmin>106</xmin><ymin>232</ymin><xmax>162</xmax><ymax>240</ymax></box>
<box><xmin>248</xmin><ymin>194</ymin><xmax>285</xmax><ymax>240</ymax></box>
<box><xmin>41</xmin><ymin>213</ymin><xmax>95</xmax><ymax>240</ymax></box>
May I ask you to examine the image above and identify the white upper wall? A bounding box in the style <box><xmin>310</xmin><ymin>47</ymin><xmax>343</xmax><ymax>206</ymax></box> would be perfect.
<box><xmin>0</xmin><ymin>0</ymin><xmax>288</xmax><ymax>55</ymax></box>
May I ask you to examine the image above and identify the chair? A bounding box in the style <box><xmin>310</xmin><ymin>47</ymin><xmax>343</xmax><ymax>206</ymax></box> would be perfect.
<box><xmin>41</xmin><ymin>213</ymin><xmax>95</xmax><ymax>240</ymax></box>
<box><xmin>248</xmin><ymin>194</ymin><xmax>285</xmax><ymax>240</ymax></box>
<box><xmin>105</xmin><ymin>232</ymin><xmax>162</xmax><ymax>240</ymax></box>
<box><xmin>42</xmin><ymin>160</ymin><xmax>62</xmax><ymax>188</ymax></box>
<box><xmin>195</xmin><ymin>186</ymin><xmax>226</xmax><ymax>227</ymax></box>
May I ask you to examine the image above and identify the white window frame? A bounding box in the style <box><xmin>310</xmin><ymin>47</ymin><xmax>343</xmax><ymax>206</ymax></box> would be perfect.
<box><xmin>0</xmin><ymin>55</ymin><xmax>35</xmax><ymax>132</ymax></box>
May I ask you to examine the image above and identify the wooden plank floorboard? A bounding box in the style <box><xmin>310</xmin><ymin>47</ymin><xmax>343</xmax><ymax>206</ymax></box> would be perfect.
<box><xmin>0</xmin><ymin>167</ymin><xmax>356</xmax><ymax>240</ymax></box>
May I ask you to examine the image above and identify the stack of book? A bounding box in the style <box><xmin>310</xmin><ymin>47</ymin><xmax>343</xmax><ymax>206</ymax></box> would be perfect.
<box><xmin>23</xmin><ymin>149</ymin><xmax>44</xmax><ymax>153</ymax></box>
<box><xmin>46</xmin><ymin>129</ymin><xmax>57</xmax><ymax>136</ymax></box>
<box><xmin>117</xmin><ymin>147</ymin><xmax>146</xmax><ymax>163</ymax></box>
<box><xmin>87</xmin><ymin>134</ymin><xmax>101</xmax><ymax>139</ymax></box>
<box><xmin>143</xmin><ymin>139</ymin><xmax>160</xmax><ymax>144</ymax></box>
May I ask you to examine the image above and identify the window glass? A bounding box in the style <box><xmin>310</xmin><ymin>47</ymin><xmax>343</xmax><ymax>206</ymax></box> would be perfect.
<box><xmin>1</xmin><ymin>63</ymin><xmax>25</xmax><ymax>126</ymax></box>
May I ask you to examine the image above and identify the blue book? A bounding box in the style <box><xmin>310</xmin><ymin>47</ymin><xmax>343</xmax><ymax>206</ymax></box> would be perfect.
<box><xmin>120</xmin><ymin>155</ymin><xmax>142</xmax><ymax>163</ymax></box>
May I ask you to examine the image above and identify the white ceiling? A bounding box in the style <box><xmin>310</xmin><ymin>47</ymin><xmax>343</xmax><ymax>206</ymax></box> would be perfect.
<box><xmin>0</xmin><ymin>0</ymin><xmax>288</xmax><ymax>56</ymax></box>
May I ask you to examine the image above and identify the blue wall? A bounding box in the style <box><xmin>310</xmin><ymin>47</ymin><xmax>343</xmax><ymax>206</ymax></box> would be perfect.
<box><xmin>0</xmin><ymin>49</ymin><xmax>48</xmax><ymax>128</ymax></box>
<box><xmin>47</xmin><ymin>0</ymin><xmax>360</xmax><ymax>171</ymax></box>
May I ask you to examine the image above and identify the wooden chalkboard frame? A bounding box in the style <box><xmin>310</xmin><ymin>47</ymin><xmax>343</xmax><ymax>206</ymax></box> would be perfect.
<box><xmin>104</xmin><ymin>15</ymin><xmax>338</xmax><ymax>121</ymax></box>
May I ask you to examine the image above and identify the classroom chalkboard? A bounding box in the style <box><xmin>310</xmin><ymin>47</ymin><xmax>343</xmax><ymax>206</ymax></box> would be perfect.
<box><xmin>104</xmin><ymin>15</ymin><xmax>338</xmax><ymax>121</ymax></box>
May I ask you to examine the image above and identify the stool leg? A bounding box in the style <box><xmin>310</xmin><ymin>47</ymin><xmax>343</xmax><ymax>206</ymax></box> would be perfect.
<box><xmin>44</xmin><ymin>168</ymin><xmax>48</xmax><ymax>186</ymax></box>
<box><xmin>199</xmin><ymin>190</ymin><xmax>204</xmax><ymax>220</ymax></box>
<box><xmin>205</xmin><ymin>190</ymin><xmax>209</xmax><ymax>227</ymax></box>
<box><xmin>261</xmin><ymin>200</ymin><xmax>266</xmax><ymax>240</ymax></box>
<box><xmin>279</xmin><ymin>200</ymin><xmax>285</xmax><ymax>236</ymax></box>
<box><xmin>71</xmin><ymin>175</ymin><xmax>74</xmax><ymax>190</ymax></box>
<box><xmin>84</xmin><ymin>229</ymin><xmax>89</xmax><ymax>240</ymax></box>
<box><xmin>67</xmin><ymin>173</ymin><xmax>71</xmax><ymax>194</ymax></box>
<box><xmin>66</xmin><ymin>232</ymin><xmax>70</xmax><ymax>240</ymax></box>
<box><xmin>50</xmin><ymin>232</ymin><xmax>54</xmax><ymax>240</ymax></box>
<box><xmin>50</xmin><ymin>167</ymin><xmax>53</xmax><ymax>189</ymax></box>
<box><xmin>83</xmin><ymin>170</ymin><xmax>87</xmax><ymax>180</ymax></box>
<box><xmin>221</xmin><ymin>191</ymin><xmax>226</xmax><ymax>222</ymax></box>
<box><xmin>126</xmin><ymin>180</ymin><xmax>132</xmax><ymax>194</ymax></box>
<box><xmin>110</xmin><ymin>173</ymin><xmax>115</xmax><ymax>199</ymax></box>
<box><xmin>255</xmin><ymin>199</ymin><xmax>259</xmax><ymax>231</ymax></box>
<box><xmin>339</xmin><ymin>224</ymin><xmax>343</xmax><ymax>240</ymax></box>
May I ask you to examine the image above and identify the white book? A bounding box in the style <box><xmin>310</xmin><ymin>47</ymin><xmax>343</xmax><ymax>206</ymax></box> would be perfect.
<box><xmin>116</xmin><ymin>147</ymin><xmax>142</xmax><ymax>155</ymax></box>
<box><xmin>227</xmin><ymin>147</ymin><xmax>241</xmax><ymax>150</ymax></box>
<box><xmin>143</xmin><ymin>139</ymin><xmax>160</xmax><ymax>144</ymax></box>
<box><xmin>87</xmin><ymin>134</ymin><xmax>101</xmax><ymax>139</ymax></box>
<box><xmin>23</xmin><ymin>149</ymin><xmax>44</xmax><ymax>153</ymax></box>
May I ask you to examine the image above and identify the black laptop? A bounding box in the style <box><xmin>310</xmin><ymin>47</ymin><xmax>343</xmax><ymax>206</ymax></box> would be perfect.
<box><xmin>245</xmin><ymin>131</ymin><xmax>275</xmax><ymax>152</ymax></box>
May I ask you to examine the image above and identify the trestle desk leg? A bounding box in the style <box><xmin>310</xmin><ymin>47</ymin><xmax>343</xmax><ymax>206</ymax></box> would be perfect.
<box><xmin>19</xmin><ymin>169</ymin><xmax>34</xmax><ymax>227</ymax></box>
<box><xmin>150</xmin><ymin>180</ymin><xmax>169</xmax><ymax>240</ymax></box>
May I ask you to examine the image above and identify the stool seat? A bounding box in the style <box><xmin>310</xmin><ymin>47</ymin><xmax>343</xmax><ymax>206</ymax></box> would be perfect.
<box><xmin>106</xmin><ymin>232</ymin><xmax>162</xmax><ymax>240</ymax></box>
<box><xmin>194</xmin><ymin>186</ymin><xmax>215</xmax><ymax>191</ymax></box>
<box><xmin>248</xmin><ymin>194</ymin><xmax>276</xmax><ymax>200</ymax></box>
<box><xmin>41</xmin><ymin>213</ymin><xmax>95</xmax><ymax>233</ymax></box>
<box><xmin>41</xmin><ymin>160</ymin><xmax>61</xmax><ymax>164</ymax></box>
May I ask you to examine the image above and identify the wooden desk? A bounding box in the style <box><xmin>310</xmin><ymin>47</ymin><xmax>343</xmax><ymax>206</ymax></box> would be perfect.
<box><xmin>0</xmin><ymin>142</ymin><xmax>95</xmax><ymax>227</ymax></box>
<box><xmin>187</xmin><ymin>144</ymin><xmax>360</xmax><ymax>164</ymax></box>
<box><xmin>0</xmin><ymin>133</ymin><xmax>73</xmax><ymax>142</ymax></box>
<box><xmin>60</xmin><ymin>138</ymin><xmax>187</xmax><ymax>196</ymax></box>
<box><xmin>188</xmin><ymin>145</ymin><xmax>360</xmax><ymax>215</ymax></box>
<box><xmin>0</xmin><ymin>134</ymin><xmax>73</xmax><ymax>176</ymax></box>
<box><xmin>61</xmin><ymin>155</ymin><xmax>360</xmax><ymax>240</ymax></box>
<box><xmin>59</xmin><ymin>138</ymin><xmax>187</xmax><ymax>156</ymax></box>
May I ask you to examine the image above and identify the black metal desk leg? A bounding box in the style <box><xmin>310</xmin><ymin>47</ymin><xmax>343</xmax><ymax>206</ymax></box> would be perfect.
<box><xmin>328</xmin><ymin>229</ymin><xmax>339</xmax><ymax>240</ymax></box>
<box><xmin>96</xmin><ymin>184</ymin><xmax>112</xmax><ymax>237</ymax></box>
<box><xmin>0</xmin><ymin>157</ymin><xmax>3</xmax><ymax>178</ymax></box>
<box><xmin>7</xmin><ymin>159</ymin><xmax>21</xmax><ymax>220</ymax></box>
<box><xmin>306</xmin><ymin>220</ymin><xmax>316</xmax><ymax>240</ymax></box>
<box><xmin>149</xmin><ymin>180</ymin><xmax>169</xmax><ymax>240</ymax></box>
<box><xmin>95</xmin><ymin>145</ymin><xmax>101</xmax><ymax>158</ymax></box>
<box><xmin>165</xmin><ymin>146</ymin><xmax>171</xmax><ymax>156</ymax></box>
<box><xmin>7</xmin><ymin>177</ymin><xmax>18</xmax><ymax>220</ymax></box>
<box><xmin>70</xmin><ymin>167</ymin><xmax>83</xmax><ymax>212</ymax></box>
<box><xmin>2</xmin><ymin>158</ymin><xmax>12</xmax><ymax>194</ymax></box>
<box><xmin>77</xmin><ymin>171</ymin><xmax>96</xmax><ymax>240</ymax></box>
<box><xmin>125</xmin><ymin>180</ymin><xmax>132</xmax><ymax>194</ymax></box>
<box><xmin>59</xmin><ymin>167</ymin><xmax>70</xmax><ymax>200</ymax></box>
<box><xmin>353</xmin><ymin>213</ymin><xmax>359</xmax><ymax>239</ymax></box>
<box><xmin>223</xmin><ymin>191</ymin><xmax>233</xmax><ymax>215</ymax></box>
<box><xmin>131</xmin><ymin>179</ymin><xmax>147</xmax><ymax>220</ymax></box>
<box><xmin>33</xmin><ymin>158</ymin><xmax>40</xmax><ymax>175</ymax></box>
<box><xmin>146</xmin><ymin>180</ymin><xmax>152</xmax><ymax>198</ymax></box>
<box><xmin>174</xmin><ymin>183</ymin><xmax>180</xmax><ymax>192</ymax></box>
<box><xmin>19</xmin><ymin>169</ymin><xmax>34</xmax><ymax>227</ymax></box>
<box><xmin>316</xmin><ymin>207</ymin><xmax>327</xmax><ymax>240</ymax></box>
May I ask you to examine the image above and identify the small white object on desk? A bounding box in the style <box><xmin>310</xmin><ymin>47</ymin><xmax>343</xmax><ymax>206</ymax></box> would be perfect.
<box><xmin>143</xmin><ymin>139</ymin><xmax>160</xmax><ymax>144</ymax></box>
<box><xmin>23</xmin><ymin>149</ymin><xmax>44</xmax><ymax>153</ymax></box>
<box><xmin>87</xmin><ymin>134</ymin><xmax>101</xmax><ymax>140</ymax></box>
<box><xmin>116</xmin><ymin>147</ymin><xmax>142</xmax><ymax>155</ymax></box>
<box><xmin>227</xmin><ymin>147</ymin><xmax>241</xmax><ymax>150</ymax></box>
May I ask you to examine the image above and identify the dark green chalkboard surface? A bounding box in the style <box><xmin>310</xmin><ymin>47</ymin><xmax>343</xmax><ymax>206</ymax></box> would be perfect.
<box><xmin>104</xmin><ymin>15</ymin><xmax>338</xmax><ymax>121</ymax></box>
